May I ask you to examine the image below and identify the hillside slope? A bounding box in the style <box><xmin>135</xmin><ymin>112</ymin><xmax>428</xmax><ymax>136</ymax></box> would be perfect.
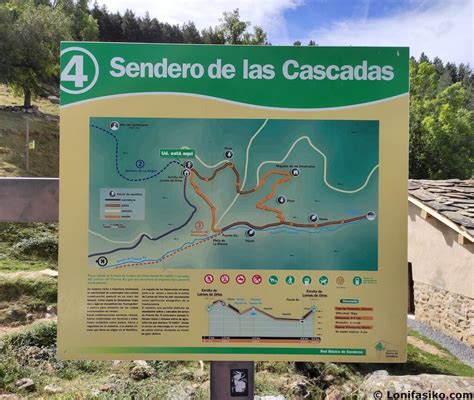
<box><xmin>0</xmin><ymin>86</ymin><xmax>59</xmax><ymax>178</ymax></box>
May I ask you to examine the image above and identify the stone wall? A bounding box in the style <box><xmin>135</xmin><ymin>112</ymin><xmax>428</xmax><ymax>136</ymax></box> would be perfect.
<box><xmin>414</xmin><ymin>281</ymin><xmax>473</xmax><ymax>347</ymax></box>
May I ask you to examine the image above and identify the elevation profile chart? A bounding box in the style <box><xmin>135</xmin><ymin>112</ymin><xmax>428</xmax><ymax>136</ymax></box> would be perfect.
<box><xmin>88</xmin><ymin>118</ymin><xmax>379</xmax><ymax>271</ymax></box>
<box><xmin>203</xmin><ymin>301</ymin><xmax>319</xmax><ymax>344</ymax></box>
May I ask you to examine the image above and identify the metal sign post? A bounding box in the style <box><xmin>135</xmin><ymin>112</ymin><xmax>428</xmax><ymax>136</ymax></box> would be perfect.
<box><xmin>25</xmin><ymin>118</ymin><xmax>29</xmax><ymax>171</ymax></box>
<box><xmin>211</xmin><ymin>361</ymin><xmax>254</xmax><ymax>400</ymax></box>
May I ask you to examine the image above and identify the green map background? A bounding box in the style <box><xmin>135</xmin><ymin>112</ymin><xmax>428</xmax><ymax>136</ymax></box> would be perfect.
<box><xmin>89</xmin><ymin>118</ymin><xmax>379</xmax><ymax>270</ymax></box>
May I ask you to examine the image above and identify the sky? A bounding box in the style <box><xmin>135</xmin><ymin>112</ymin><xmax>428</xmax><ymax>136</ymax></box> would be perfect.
<box><xmin>101</xmin><ymin>0</ymin><xmax>473</xmax><ymax>64</ymax></box>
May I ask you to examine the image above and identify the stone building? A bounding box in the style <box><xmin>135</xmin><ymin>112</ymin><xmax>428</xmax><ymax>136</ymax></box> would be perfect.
<box><xmin>408</xmin><ymin>180</ymin><xmax>473</xmax><ymax>347</ymax></box>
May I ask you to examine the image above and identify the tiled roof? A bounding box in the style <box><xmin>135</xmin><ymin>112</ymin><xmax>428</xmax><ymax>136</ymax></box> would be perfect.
<box><xmin>408</xmin><ymin>179</ymin><xmax>474</xmax><ymax>239</ymax></box>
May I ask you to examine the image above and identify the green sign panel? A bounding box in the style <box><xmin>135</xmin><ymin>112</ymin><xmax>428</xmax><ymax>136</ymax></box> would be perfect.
<box><xmin>60</xmin><ymin>42</ymin><xmax>408</xmax><ymax>108</ymax></box>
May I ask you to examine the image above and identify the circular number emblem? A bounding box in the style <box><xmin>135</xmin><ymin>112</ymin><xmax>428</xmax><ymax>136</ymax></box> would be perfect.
<box><xmin>60</xmin><ymin>47</ymin><xmax>99</xmax><ymax>95</ymax></box>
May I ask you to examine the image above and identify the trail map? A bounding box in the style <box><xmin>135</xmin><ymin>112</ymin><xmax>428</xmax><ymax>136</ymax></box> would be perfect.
<box><xmin>88</xmin><ymin>118</ymin><xmax>379</xmax><ymax>271</ymax></box>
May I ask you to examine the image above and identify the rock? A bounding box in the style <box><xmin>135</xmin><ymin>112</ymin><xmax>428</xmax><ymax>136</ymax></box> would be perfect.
<box><xmin>361</xmin><ymin>374</ymin><xmax>474</xmax><ymax>396</ymax></box>
<box><xmin>23</xmin><ymin>345</ymin><xmax>50</xmax><ymax>363</ymax></box>
<box><xmin>292</xmin><ymin>383</ymin><xmax>307</xmax><ymax>396</ymax></box>
<box><xmin>44</xmin><ymin>362</ymin><xmax>55</xmax><ymax>375</ymax></box>
<box><xmin>130</xmin><ymin>364</ymin><xmax>154</xmax><ymax>381</ymax></box>
<box><xmin>325</xmin><ymin>387</ymin><xmax>343</xmax><ymax>400</ymax></box>
<box><xmin>323</xmin><ymin>374</ymin><xmax>335</xmax><ymax>382</ymax></box>
<box><xmin>26</xmin><ymin>313</ymin><xmax>34</xmax><ymax>322</ymax></box>
<box><xmin>47</xmin><ymin>95</ymin><xmax>60</xmax><ymax>104</ymax></box>
<box><xmin>15</xmin><ymin>378</ymin><xmax>35</xmax><ymax>392</ymax></box>
<box><xmin>0</xmin><ymin>395</ymin><xmax>19</xmax><ymax>399</ymax></box>
<box><xmin>369</xmin><ymin>370</ymin><xmax>389</xmax><ymax>379</ymax></box>
<box><xmin>6</xmin><ymin>309</ymin><xmax>24</xmax><ymax>320</ymax></box>
<box><xmin>43</xmin><ymin>384</ymin><xmax>63</xmax><ymax>394</ymax></box>
<box><xmin>41</xmin><ymin>269</ymin><xmax>58</xmax><ymax>278</ymax></box>
<box><xmin>133</xmin><ymin>360</ymin><xmax>149</xmax><ymax>367</ymax></box>
<box><xmin>46</xmin><ymin>305</ymin><xmax>56</xmax><ymax>313</ymax></box>
<box><xmin>99</xmin><ymin>383</ymin><xmax>118</xmax><ymax>392</ymax></box>
<box><xmin>45</xmin><ymin>313</ymin><xmax>55</xmax><ymax>319</ymax></box>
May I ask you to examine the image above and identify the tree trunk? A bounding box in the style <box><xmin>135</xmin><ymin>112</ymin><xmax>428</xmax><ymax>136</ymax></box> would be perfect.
<box><xmin>23</xmin><ymin>87</ymin><xmax>31</xmax><ymax>108</ymax></box>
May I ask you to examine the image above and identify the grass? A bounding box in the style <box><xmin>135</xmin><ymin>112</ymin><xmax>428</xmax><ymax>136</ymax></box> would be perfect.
<box><xmin>405</xmin><ymin>330</ymin><xmax>474</xmax><ymax>377</ymax></box>
<box><xmin>0</xmin><ymin>222</ymin><xmax>58</xmax><ymax>272</ymax></box>
<box><xmin>0</xmin><ymin>277</ymin><xmax>57</xmax><ymax>304</ymax></box>
<box><xmin>0</xmin><ymin>323</ymin><xmax>201</xmax><ymax>397</ymax></box>
<box><xmin>0</xmin><ymin>111</ymin><xmax>59</xmax><ymax>177</ymax></box>
<box><xmin>0</xmin><ymin>84</ymin><xmax>59</xmax><ymax>178</ymax></box>
<box><xmin>0</xmin><ymin>223</ymin><xmax>58</xmax><ymax>323</ymax></box>
<box><xmin>0</xmin><ymin>321</ymin><xmax>472</xmax><ymax>399</ymax></box>
<box><xmin>0</xmin><ymin>84</ymin><xmax>59</xmax><ymax>116</ymax></box>
<box><xmin>0</xmin><ymin>276</ymin><xmax>57</xmax><ymax>324</ymax></box>
<box><xmin>0</xmin><ymin>254</ymin><xmax>52</xmax><ymax>272</ymax></box>
<box><xmin>347</xmin><ymin>330</ymin><xmax>474</xmax><ymax>378</ymax></box>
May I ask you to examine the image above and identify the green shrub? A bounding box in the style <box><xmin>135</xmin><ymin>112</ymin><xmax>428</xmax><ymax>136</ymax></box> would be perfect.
<box><xmin>3</xmin><ymin>321</ymin><xmax>56</xmax><ymax>349</ymax></box>
<box><xmin>0</xmin><ymin>277</ymin><xmax>57</xmax><ymax>303</ymax></box>
<box><xmin>0</xmin><ymin>222</ymin><xmax>57</xmax><ymax>244</ymax></box>
<box><xmin>149</xmin><ymin>360</ymin><xmax>181</xmax><ymax>374</ymax></box>
<box><xmin>0</xmin><ymin>354</ymin><xmax>23</xmax><ymax>391</ymax></box>
<box><xmin>54</xmin><ymin>359</ymin><xmax>103</xmax><ymax>380</ymax></box>
<box><xmin>11</xmin><ymin>234</ymin><xmax>58</xmax><ymax>260</ymax></box>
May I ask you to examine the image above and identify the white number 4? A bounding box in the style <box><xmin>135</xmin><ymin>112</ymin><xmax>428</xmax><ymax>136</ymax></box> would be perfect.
<box><xmin>61</xmin><ymin>55</ymin><xmax>88</xmax><ymax>88</ymax></box>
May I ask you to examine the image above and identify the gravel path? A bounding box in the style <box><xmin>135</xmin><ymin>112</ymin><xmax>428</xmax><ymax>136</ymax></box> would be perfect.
<box><xmin>408</xmin><ymin>317</ymin><xmax>474</xmax><ymax>368</ymax></box>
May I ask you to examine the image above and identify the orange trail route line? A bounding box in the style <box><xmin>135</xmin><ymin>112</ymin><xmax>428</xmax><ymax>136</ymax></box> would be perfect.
<box><xmin>189</xmin><ymin>163</ymin><xmax>292</xmax><ymax>232</ymax></box>
<box><xmin>189</xmin><ymin>172</ymin><xmax>218</xmax><ymax>231</ymax></box>
<box><xmin>255</xmin><ymin>173</ymin><xmax>291</xmax><ymax>222</ymax></box>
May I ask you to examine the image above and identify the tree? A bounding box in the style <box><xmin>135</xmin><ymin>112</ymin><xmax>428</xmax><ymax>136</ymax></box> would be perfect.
<box><xmin>244</xmin><ymin>26</ymin><xmax>268</xmax><ymax>45</ymax></box>
<box><xmin>91</xmin><ymin>4</ymin><xmax>123</xmax><ymax>42</ymax></box>
<box><xmin>419</xmin><ymin>52</ymin><xmax>430</xmax><ymax>63</ymax></box>
<box><xmin>433</xmin><ymin>56</ymin><xmax>444</xmax><ymax>75</ymax></box>
<box><xmin>201</xmin><ymin>26</ymin><xmax>224</xmax><ymax>44</ymax></box>
<box><xmin>161</xmin><ymin>22</ymin><xmax>184</xmax><ymax>43</ymax></box>
<box><xmin>308</xmin><ymin>40</ymin><xmax>316</xmax><ymax>46</ymax></box>
<box><xmin>139</xmin><ymin>12</ymin><xmax>163</xmax><ymax>43</ymax></box>
<box><xmin>409</xmin><ymin>60</ymin><xmax>439</xmax><ymax>178</ymax></box>
<box><xmin>218</xmin><ymin>9</ymin><xmax>248</xmax><ymax>44</ymax></box>
<box><xmin>409</xmin><ymin>58</ymin><xmax>474</xmax><ymax>179</ymax></box>
<box><xmin>71</xmin><ymin>0</ymin><xmax>99</xmax><ymax>40</ymax></box>
<box><xmin>0</xmin><ymin>2</ymin><xmax>72</xmax><ymax>106</ymax></box>
<box><xmin>293</xmin><ymin>40</ymin><xmax>301</xmax><ymax>46</ymax></box>
<box><xmin>122</xmin><ymin>9</ymin><xmax>141</xmax><ymax>42</ymax></box>
<box><xmin>421</xmin><ymin>83</ymin><xmax>473</xmax><ymax>178</ymax></box>
<box><xmin>217</xmin><ymin>9</ymin><xmax>267</xmax><ymax>45</ymax></box>
<box><xmin>182</xmin><ymin>21</ymin><xmax>202</xmax><ymax>44</ymax></box>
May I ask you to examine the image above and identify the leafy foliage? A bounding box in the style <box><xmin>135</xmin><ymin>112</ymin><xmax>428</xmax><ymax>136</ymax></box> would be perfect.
<box><xmin>217</xmin><ymin>9</ymin><xmax>268</xmax><ymax>45</ymax></box>
<box><xmin>0</xmin><ymin>2</ymin><xmax>72</xmax><ymax>106</ymax></box>
<box><xmin>0</xmin><ymin>277</ymin><xmax>57</xmax><ymax>304</ymax></box>
<box><xmin>0</xmin><ymin>222</ymin><xmax>58</xmax><ymax>261</ymax></box>
<box><xmin>2</xmin><ymin>320</ymin><xmax>57</xmax><ymax>348</ymax></box>
<box><xmin>409</xmin><ymin>55</ymin><xmax>473</xmax><ymax>179</ymax></box>
<box><xmin>11</xmin><ymin>234</ymin><xmax>58</xmax><ymax>260</ymax></box>
<box><xmin>0</xmin><ymin>2</ymin><xmax>472</xmax><ymax>179</ymax></box>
